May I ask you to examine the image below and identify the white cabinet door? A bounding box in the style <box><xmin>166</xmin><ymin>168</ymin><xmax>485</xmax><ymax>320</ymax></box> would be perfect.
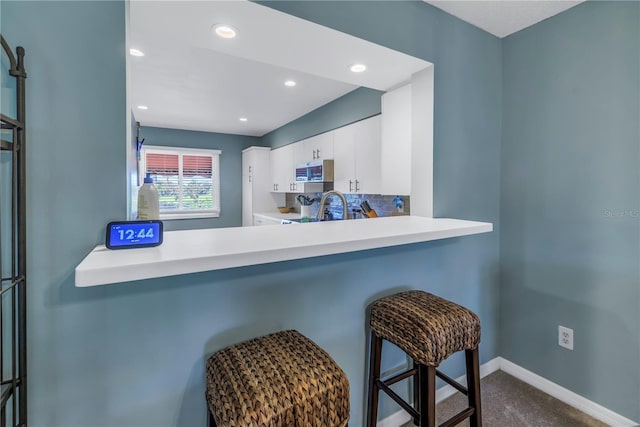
<box><xmin>269</xmin><ymin>146</ymin><xmax>290</xmax><ymax>192</ymax></box>
<box><xmin>242</xmin><ymin>170</ymin><xmax>252</xmax><ymax>226</ymax></box>
<box><xmin>332</xmin><ymin>116</ymin><xmax>381</xmax><ymax>194</ymax></box>
<box><xmin>292</xmin><ymin>140</ymin><xmax>306</xmax><ymax>168</ymax></box>
<box><xmin>381</xmin><ymin>84</ymin><xmax>411</xmax><ymax>195</ymax></box>
<box><xmin>332</xmin><ymin>123</ymin><xmax>356</xmax><ymax>193</ymax></box>
<box><xmin>304</xmin><ymin>132</ymin><xmax>334</xmax><ymax>161</ymax></box>
<box><xmin>270</xmin><ymin>145</ymin><xmax>305</xmax><ymax>193</ymax></box>
<box><xmin>353</xmin><ymin>115</ymin><xmax>381</xmax><ymax>194</ymax></box>
<box><xmin>243</xmin><ymin>147</ymin><xmax>272</xmax><ymax>226</ymax></box>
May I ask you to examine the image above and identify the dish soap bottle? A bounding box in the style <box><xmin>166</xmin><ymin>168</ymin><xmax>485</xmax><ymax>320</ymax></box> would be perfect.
<box><xmin>393</xmin><ymin>195</ymin><xmax>404</xmax><ymax>213</ymax></box>
<box><xmin>138</xmin><ymin>173</ymin><xmax>159</xmax><ymax>220</ymax></box>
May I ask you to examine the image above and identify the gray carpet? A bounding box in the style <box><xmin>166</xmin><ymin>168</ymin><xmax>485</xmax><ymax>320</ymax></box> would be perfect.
<box><xmin>404</xmin><ymin>371</ymin><xmax>608</xmax><ymax>427</ymax></box>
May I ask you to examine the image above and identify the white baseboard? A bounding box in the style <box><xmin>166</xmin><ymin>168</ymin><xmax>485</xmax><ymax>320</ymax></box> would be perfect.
<box><xmin>498</xmin><ymin>357</ymin><xmax>638</xmax><ymax>427</ymax></box>
<box><xmin>377</xmin><ymin>409</ymin><xmax>412</xmax><ymax>427</ymax></box>
<box><xmin>377</xmin><ymin>357</ymin><xmax>639</xmax><ymax>427</ymax></box>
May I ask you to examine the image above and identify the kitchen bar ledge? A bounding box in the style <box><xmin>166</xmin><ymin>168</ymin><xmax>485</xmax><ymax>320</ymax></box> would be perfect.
<box><xmin>75</xmin><ymin>216</ymin><xmax>492</xmax><ymax>287</ymax></box>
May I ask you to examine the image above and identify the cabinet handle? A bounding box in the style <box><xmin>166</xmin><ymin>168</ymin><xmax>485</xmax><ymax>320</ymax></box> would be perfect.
<box><xmin>356</xmin><ymin>180</ymin><xmax>360</xmax><ymax>192</ymax></box>
<box><xmin>249</xmin><ymin>175</ymin><xmax>252</xmax><ymax>183</ymax></box>
<box><xmin>316</xmin><ymin>149</ymin><xmax>320</xmax><ymax>159</ymax></box>
<box><xmin>249</xmin><ymin>166</ymin><xmax>252</xmax><ymax>173</ymax></box>
<box><xmin>349</xmin><ymin>180</ymin><xmax>353</xmax><ymax>193</ymax></box>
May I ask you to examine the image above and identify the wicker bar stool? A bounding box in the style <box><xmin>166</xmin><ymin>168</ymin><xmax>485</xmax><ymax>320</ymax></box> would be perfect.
<box><xmin>205</xmin><ymin>329</ymin><xmax>350</xmax><ymax>427</ymax></box>
<box><xmin>366</xmin><ymin>291</ymin><xmax>482</xmax><ymax>427</ymax></box>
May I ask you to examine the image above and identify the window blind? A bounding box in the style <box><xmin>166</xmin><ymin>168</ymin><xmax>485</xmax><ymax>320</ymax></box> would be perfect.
<box><xmin>140</xmin><ymin>146</ymin><xmax>221</xmax><ymax>218</ymax></box>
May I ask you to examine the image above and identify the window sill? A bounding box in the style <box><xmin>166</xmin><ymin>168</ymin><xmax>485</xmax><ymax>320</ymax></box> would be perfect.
<box><xmin>160</xmin><ymin>212</ymin><xmax>220</xmax><ymax>220</ymax></box>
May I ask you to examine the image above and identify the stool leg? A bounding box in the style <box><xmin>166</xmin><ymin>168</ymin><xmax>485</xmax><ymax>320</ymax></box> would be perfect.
<box><xmin>412</xmin><ymin>359</ymin><xmax>420</xmax><ymax>426</ymax></box>
<box><xmin>366</xmin><ymin>331</ymin><xmax>383</xmax><ymax>427</ymax></box>
<box><xmin>465</xmin><ymin>348</ymin><xmax>482</xmax><ymax>427</ymax></box>
<box><xmin>418</xmin><ymin>364</ymin><xmax>436</xmax><ymax>427</ymax></box>
<box><xmin>208</xmin><ymin>410</ymin><xmax>217</xmax><ymax>427</ymax></box>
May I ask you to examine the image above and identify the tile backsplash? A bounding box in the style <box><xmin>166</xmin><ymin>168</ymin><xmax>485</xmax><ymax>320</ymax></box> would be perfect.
<box><xmin>285</xmin><ymin>193</ymin><xmax>410</xmax><ymax>220</ymax></box>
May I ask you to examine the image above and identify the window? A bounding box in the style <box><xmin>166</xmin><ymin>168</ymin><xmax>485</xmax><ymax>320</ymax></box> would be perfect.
<box><xmin>140</xmin><ymin>145</ymin><xmax>221</xmax><ymax>219</ymax></box>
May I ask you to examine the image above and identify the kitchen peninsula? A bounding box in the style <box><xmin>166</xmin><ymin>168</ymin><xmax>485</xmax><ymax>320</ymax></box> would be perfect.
<box><xmin>75</xmin><ymin>216</ymin><xmax>492</xmax><ymax>287</ymax></box>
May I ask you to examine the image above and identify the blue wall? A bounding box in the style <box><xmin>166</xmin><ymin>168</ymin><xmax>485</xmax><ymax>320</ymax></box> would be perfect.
<box><xmin>501</xmin><ymin>1</ymin><xmax>640</xmax><ymax>420</ymax></box>
<box><xmin>2</xmin><ymin>1</ymin><xmax>501</xmax><ymax>426</ymax></box>
<box><xmin>140</xmin><ymin>126</ymin><xmax>262</xmax><ymax>231</ymax></box>
<box><xmin>261</xmin><ymin>87</ymin><xmax>383</xmax><ymax>149</ymax></box>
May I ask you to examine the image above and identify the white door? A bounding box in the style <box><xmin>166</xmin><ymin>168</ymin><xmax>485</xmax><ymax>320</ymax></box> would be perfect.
<box><xmin>304</xmin><ymin>132</ymin><xmax>334</xmax><ymax>161</ymax></box>
<box><xmin>332</xmin><ymin>124</ymin><xmax>356</xmax><ymax>193</ymax></box>
<box><xmin>354</xmin><ymin>116</ymin><xmax>382</xmax><ymax>194</ymax></box>
<box><xmin>242</xmin><ymin>150</ymin><xmax>254</xmax><ymax>226</ymax></box>
<box><xmin>269</xmin><ymin>146</ymin><xmax>290</xmax><ymax>192</ymax></box>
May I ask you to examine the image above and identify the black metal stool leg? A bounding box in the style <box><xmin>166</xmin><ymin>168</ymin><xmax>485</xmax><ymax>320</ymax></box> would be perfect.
<box><xmin>419</xmin><ymin>364</ymin><xmax>436</xmax><ymax>427</ymax></box>
<box><xmin>465</xmin><ymin>348</ymin><xmax>482</xmax><ymax>427</ymax></box>
<box><xmin>208</xmin><ymin>409</ymin><xmax>217</xmax><ymax>427</ymax></box>
<box><xmin>412</xmin><ymin>359</ymin><xmax>420</xmax><ymax>425</ymax></box>
<box><xmin>366</xmin><ymin>331</ymin><xmax>383</xmax><ymax>427</ymax></box>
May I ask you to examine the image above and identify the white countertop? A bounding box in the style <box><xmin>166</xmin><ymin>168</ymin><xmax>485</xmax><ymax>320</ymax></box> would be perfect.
<box><xmin>254</xmin><ymin>211</ymin><xmax>302</xmax><ymax>221</ymax></box>
<box><xmin>75</xmin><ymin>216</ymin><xmax>492</xmax><ymax>287</ymax></box>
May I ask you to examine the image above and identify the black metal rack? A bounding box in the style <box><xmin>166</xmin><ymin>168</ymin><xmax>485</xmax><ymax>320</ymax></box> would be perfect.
<box><xmin>0</xmin><ymin>35</ymin><xmax>27</xmax><ymax>427</ymax></box>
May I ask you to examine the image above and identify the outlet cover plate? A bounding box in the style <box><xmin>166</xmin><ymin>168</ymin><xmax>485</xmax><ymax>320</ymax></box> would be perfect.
<box><xmin>559</xmin><ymin>325</ymin><xmax>574</xmax><ymax>350</ymax></box>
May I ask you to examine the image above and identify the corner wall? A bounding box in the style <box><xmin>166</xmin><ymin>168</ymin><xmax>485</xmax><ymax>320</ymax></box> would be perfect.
<box><xmin>500</xmin><ymin>1</ymin><xmax>640</xmax><ymax>420</ymax></box>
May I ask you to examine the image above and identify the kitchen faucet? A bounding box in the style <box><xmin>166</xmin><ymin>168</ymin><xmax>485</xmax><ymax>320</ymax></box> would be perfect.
<box><xmin>316</xmin><ymin>190</ymin><xmax>348</xmax><ymax>220</ymax></box>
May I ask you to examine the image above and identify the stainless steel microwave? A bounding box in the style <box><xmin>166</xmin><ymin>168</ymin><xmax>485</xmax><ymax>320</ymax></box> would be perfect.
<box><xmin>295</xmin><ymin>159</ymin><xmax>334</xmax><ymax>182</ymax></box>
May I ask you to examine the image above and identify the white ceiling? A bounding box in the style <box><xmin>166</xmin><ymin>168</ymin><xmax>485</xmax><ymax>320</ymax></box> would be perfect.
<box><xmin>424</xmin><ymin>0</ymin><xmax>585</xmax><ymax>38</ymax></box>
<box><xmin>129</xmin><ymin>1</ymin><xmax>430</xmax><ymax>136</ymax></box>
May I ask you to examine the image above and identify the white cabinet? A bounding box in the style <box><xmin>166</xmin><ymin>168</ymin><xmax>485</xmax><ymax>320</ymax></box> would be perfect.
<box><xmin>253</xmin><ymin>214</ymin><xmax>282</xmax><ymax>226</ymax></box>
<box><xmin>381</xmin><ymin>83</ymin><xmax>411</xmax><ymax>195</ymax></box>
<box><xmin>270</xmin><ymin>144</ymin><xmax>322</xmax><ymax>193</ymax></box>
<box><xmin>269</xmin><ymin>145</ymin><xmax>291</xmax><ymax>192</ymax></box>
<box><xmin>270</xmin><ymin>144</ymin><xmax>302</xmax><ymax>193</ymax></box>
<box><xmin>333</xmin><ymin>116</ymin><xmax>381</xmax><ymax>194</ymax></box>
<box><xmin>302</xmin><ymin>132</ymin><xmax>333</xmax><ymax>161</ymax></box>
<box><xmin>242</xmin><ymin>147</ymin><xmax>273</xmax><ymax>226</ymax></box>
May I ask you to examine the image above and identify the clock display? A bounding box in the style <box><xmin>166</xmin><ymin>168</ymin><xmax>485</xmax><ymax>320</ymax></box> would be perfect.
<box><xmin>106</xmin><ymin>220</ymin><xmax>163</xmax><ymax>249</ymax></box>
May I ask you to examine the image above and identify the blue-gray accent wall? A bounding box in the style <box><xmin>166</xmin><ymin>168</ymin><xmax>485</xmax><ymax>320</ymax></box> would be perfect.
<box><xmin>261</xmin><ymin>87</ymin><xmax>383</xmax><ymax>149</ymax></box>
<box><xmin>501</xmin><ymin>1</ymin><xmax>640</xmax><ymax>420</ymax></box>
<box><xmin>2</xmin><ymin>1</ymin><xmax>501</xmax><ymax>426</ymax></box>
<box><xmin>140</xmin><ymin>126</ymin><xmax>262</xmax><ymax>231</ymax></box>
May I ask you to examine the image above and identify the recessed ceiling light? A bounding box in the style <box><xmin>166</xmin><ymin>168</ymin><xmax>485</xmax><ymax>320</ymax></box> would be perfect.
<box><xmin>284</xmin><ymin>80</ymin><xmax>297</xmax><ymax>87</ymax></box>
<box><xmin>239</xmin><ymin>117</ymin><xmax>248</xmax><ymax>122</ymax></box>
<box><xmin>212</xmin><ymin>24</ymin><xmax>238</xmax><ymax>39</ymax></box>
<box><xmin>129</xmin><ymin>48</ymin><xmax>145</xmax><ymax>57</ymax></box>
<box><xmin>350</xmin><ymin>64</ymin><xmax>367</xmax><ymax>73</ymax></box>
<box><xmin>137</xmin><ymin>105</ymin><xmax>148</xmax><ymax>110</ymax></box>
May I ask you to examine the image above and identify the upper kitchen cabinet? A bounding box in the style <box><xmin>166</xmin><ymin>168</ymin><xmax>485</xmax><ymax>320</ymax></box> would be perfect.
<box><xmin>333</xmin><ymin>116</ymin><xmax>381</xmax><ymax>194</ymax></box>
<box><xmin>270</xmin><ymin>144</ymin><xmax>319</xmax><ymax>193</ymax></box>
<box><xmin>381</xmin><ymin>84</ymin><xmax>411</xmax><ymax>196</ymax></box>
<box><xmin>302</xmin><ymin>132</ymin><xmax>334</xmax><ymax>162</ymax></box>
<box><xmin>270</xmin><ymin>145</ymin><xmax>292</xmax><ymax>192</ymax></box>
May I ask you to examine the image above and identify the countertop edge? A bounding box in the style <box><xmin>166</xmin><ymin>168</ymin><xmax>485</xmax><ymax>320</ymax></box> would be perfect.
<box><xmin>75</xmin><ymin>216</ymin><xmax>493</xmax><ymax>287</ymax></box>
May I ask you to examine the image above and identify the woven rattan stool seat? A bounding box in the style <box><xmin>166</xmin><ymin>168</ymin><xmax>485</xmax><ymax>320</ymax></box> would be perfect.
<box><xmin>370</xmin><ymin>290</ymin><xmax>481</xmax><ymax>367</ymax></box>
<box><xmin>206</xmin><ymin>330</ymin><xmax>350</xmax><ymax>427</ymax></box>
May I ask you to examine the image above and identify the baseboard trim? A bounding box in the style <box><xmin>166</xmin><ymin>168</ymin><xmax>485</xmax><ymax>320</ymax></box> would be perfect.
<box><xmin>498</xmin><ymin>357</ymin><xmax>638</xmax><ymax>427</ymax></box>
<box><xmin>377</xmin><ymin>357</ymin><xmax>638</xmax><ymax>427</ymax></box>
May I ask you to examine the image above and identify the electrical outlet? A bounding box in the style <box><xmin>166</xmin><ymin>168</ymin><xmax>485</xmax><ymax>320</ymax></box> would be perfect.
<box><xmin>558</xmin><ymin>326</ymin><xmax>573</xmax><ymax>350</ymax></box>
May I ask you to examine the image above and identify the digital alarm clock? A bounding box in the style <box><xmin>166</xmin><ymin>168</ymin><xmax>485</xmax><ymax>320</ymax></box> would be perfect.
<box><xmin>105</xmin><ymin>220</ymin><xmax>163</xmax><ymax>250</ymax></box>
